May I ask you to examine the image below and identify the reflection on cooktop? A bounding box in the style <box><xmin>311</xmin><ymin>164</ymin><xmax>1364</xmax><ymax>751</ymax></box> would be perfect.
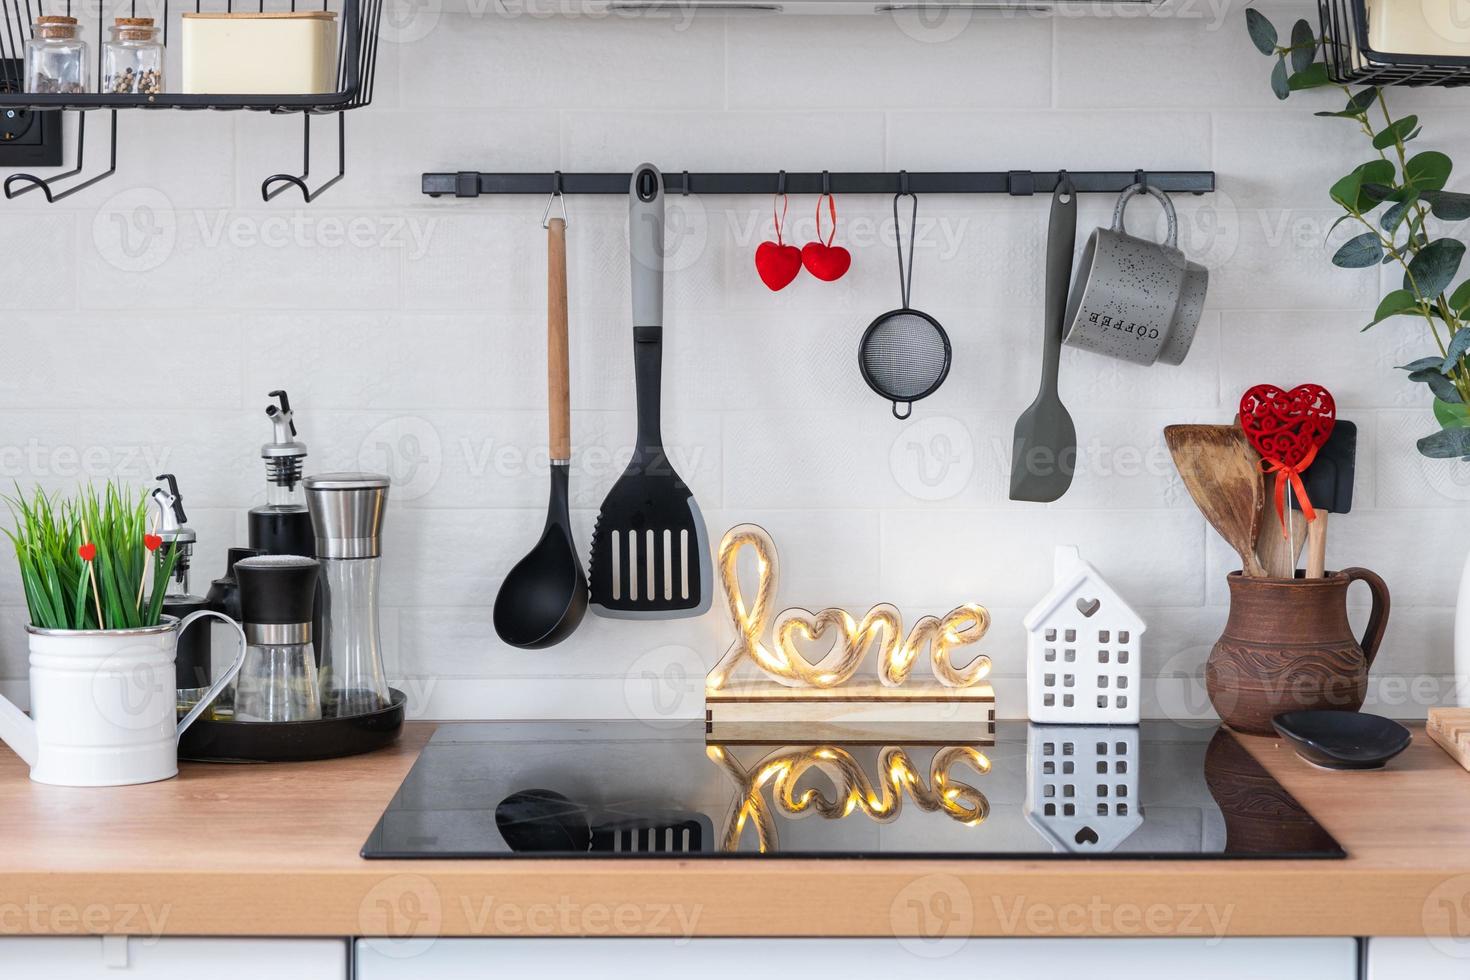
<box><xmin>360</xmin><ymin>720</ymin><xmax>1345</xmax><ymax>860</ymax></box>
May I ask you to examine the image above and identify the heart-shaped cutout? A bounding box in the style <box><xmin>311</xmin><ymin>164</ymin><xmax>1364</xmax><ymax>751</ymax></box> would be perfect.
<box><xmin>1075</xmin><ymin>597</ymin><xmax>1100</xmax><ymax>618</ymax></box>
<box><xmin>1238</xmin><ymin>383</ymin><xmax>1336</xmax><ymax>469</ymax></box>
<box><xmin>801</xmin><ymin>242</ymin><xmax>852</xmax><ymax>282</ymax></box>
<box><xmin>78</xmin><ymin>542</ymin><xmax>96</xmax><ymax>562</ymax></box>
<box><xmin>1074</xmin><ymin>826</ymin><xmax>1099</xmax><ymax>845</ymax></box>
<box><xmin>772</xmin><ymin>606</ymin><xmax>874</xmax><ymax>688</ymax></box>
<box><xmin>755</xmin><ymin>241</ymin><xmax>803</xmax><ymax>291</ymax></box>
<box><xmin>144</xmin><ymin>533</ymin><xmax>163</xmax><ymax>552</ymax></box>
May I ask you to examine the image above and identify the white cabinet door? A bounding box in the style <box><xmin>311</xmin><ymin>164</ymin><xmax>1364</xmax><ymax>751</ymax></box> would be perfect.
<box><xmin>0</xmin><ymin>937</ymin><xmax>347</xmax><ymax>980</ymax></box>
<box><xmin>1367</xmin><ymin>936</ymin><xmax>1470</xmax><ymax>978</ymax></box>
<box><xmin>357</xmin><ymin>937</ymin><xmax>1357</xmax><ymax>980</ymax></box>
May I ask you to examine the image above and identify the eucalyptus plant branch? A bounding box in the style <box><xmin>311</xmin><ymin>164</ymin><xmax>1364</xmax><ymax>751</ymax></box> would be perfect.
<box><xmin>1247</xmin><ymin>9</ymin><xmax>1470</xmax><ymax>455</ymax></box>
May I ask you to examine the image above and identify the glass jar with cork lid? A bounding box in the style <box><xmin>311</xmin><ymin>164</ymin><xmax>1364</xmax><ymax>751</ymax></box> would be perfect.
<box><xmin>104</xmin><ymin>17</ymin><xmax>164</xmax><ymax>95</ymax></box>
<box><xmin>25</xmin><ymin>15</ymin><xmax>89</xmax><ymax>94</ymax></box>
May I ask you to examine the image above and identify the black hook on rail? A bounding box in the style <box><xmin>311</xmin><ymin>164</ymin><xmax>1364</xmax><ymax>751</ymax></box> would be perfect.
<box><xmin>261</xmin><ymin>112</ymin><xmax>347</xmax><ymax>203</ymax></box>
<box><xmin>4</xmin><ymin>110</ymin><xmax>118</xmax><ymax>203</ymax></box>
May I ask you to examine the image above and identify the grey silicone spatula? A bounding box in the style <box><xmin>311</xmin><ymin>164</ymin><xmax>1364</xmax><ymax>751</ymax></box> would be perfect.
<box><xmin>1010</xmin><ymin>179</ymin><xmax>1079</xmax><ymax>502</ymax></box>
<box><xmin>587</xmin><ymin>164</ymin><xmax>712</xmax><ymax>619</ymax></box>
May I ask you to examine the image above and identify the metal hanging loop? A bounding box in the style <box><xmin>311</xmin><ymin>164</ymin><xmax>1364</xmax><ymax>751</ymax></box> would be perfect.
<box><xmin>4</xmin><ymin>110</ymin><xmax>119</xmax><ymax>203</ymax></box>
<box><xmin>261</xmin><ymin>112</ymin><xmax>347</xmax><ymax>204</ymax></box>
<box><xmin>542</xmin><ymin>171</ymin><xmax>568</xmax><ymax>228</ymax></box>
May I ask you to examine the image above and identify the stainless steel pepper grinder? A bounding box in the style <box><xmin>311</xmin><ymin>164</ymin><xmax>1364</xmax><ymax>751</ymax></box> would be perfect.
<box><xmin>305</xmin><ymin>472</ymin><xmax>391</xmax><ymax>717</ymax></box>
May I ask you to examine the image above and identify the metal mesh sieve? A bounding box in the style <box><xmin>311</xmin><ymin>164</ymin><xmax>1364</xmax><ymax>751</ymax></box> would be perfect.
<box><xmin>859</xmin><ymin>192</ymin><xmax>952</xmax><ymax>419</ymax></box>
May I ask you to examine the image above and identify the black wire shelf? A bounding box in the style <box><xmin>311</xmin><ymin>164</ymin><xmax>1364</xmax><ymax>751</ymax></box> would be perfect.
<box><xmin>1318</xmin><ymin>0</ymin><xmax>1470</xmax><ymax>87</ymax></box>
<box><xmin>1</xmin><ymin>0</ymin><xmax>382</xmax><ymax>201</ymax></box>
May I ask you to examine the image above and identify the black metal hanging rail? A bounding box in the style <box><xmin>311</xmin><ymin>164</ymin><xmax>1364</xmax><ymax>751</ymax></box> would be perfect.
<box><xmin>423</xmin><ymin>169</ymin><xmax>1217</xmax><ymax>199</ymax></box>
<box><xmin>0</xmin><ymin>0</ymin><xmax>383</xmax><ymax>203</ymax></box>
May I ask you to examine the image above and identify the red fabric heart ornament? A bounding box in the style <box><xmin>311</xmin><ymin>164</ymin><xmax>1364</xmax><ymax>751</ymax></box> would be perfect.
<box><xmin>802</xmin><ymin>242</ymin><xmax>851</xmax><ymax>282</ymax></box>
<box><xmin>78</xmin><ymin>542</ymin><xmax>96</xmax><ymax>562</ymax></box>
<box><xmin>802</xmin><ymin>194</ymin><xmax>852</xmax><ymax>282</ymax></box>
<box><xmin>1238</xmin><ymin>383</ymin><xmax>1336</xmax><ymax>534</ymax></box>
<box><xmin>756</xmin><ymin>241</ymin><xmax>803</xmax><ymax>291</ymax></box>
<box><xmin>755</xmin><ymin>193</ymin><xmax>802</xmax><ymax>292</ymax></box>
<box><xmin>144</xmin><ymin>534</ymin><xmax>163</xmax><ymax>552</ymax></box>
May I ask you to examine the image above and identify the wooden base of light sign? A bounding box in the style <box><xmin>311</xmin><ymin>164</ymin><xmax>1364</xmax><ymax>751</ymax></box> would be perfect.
<box><xmin>706</xmin><ymin>681</ymin><xmax>996</xmax><ymax>743</ymax></box>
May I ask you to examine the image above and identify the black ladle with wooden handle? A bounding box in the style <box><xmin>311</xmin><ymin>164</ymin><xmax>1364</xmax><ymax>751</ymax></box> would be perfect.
<box><xmin>493</xmin><ymin>216</ymin><xmax>589</xmax><ymax>649</ymax></box>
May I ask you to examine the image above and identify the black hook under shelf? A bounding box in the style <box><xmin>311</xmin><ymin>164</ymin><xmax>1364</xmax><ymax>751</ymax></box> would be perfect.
<box><xmin>423</xmin><ymin>169</ymin><xmax>1217</xmax><ymax>199</ymax></box>
<box><xmin>262</xmin><ymin>113</ymin><xmax>347</xmax><ymax>204</ymax></box>
<box><xmin>4</xmin><ymin>110</ymin><xmax>118</xmax><ymax>203</ymax></box>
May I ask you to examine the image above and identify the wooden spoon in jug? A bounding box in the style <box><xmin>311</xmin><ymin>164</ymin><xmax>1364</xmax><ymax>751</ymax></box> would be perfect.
<box><xmin>1164</xmin><ymin>424</ymin><xmax>1267</xmax><ymax>578</ymax></box>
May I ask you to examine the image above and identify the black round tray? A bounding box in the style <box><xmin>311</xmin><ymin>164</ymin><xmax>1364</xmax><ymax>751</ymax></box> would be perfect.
<box><xmin>179</xmin><ymin>688</ymin><xmax>406</xmax><ymax>764</ymax></box>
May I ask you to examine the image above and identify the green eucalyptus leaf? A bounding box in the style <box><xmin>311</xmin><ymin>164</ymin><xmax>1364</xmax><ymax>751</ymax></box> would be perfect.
<box><xmin>1289</xmin><ymin>63</ymin><xmax>1331</xmax><ymax>89</ymax></box>
<box><xmin>1334</xmin><ymin>231</ymin><xmax>1384</xmax><ymax>268</ymax></box>
<box><xmin>1405</xmin><ymin>239</ymin><xmax>1466</xmax><ymax>300</ymax></box>
<box><xmin>1348</xmin><ymin>87</ymin><xmax>1380</xmax><ymax>113</ymax></box>
<box><xmin>1423</xmin><ymin>190</ymin><xmax>1470</xmax><ymax>221</ymax></box>
<box><xmin>1372</xmin><ymin>115</ymin><xmax>1419</xmax><ymax>150</ymax></box>
<box><xmin>1442</xmin><ymin>329</ymin><xmax>1470</xmax><ymax>374</ymax></box>
<box><xmin>1381</xmin><ymin>198</ymin><xmax>1417</xmax><ymax>233</ymax></box>
<box><xmin>1290</xmin><ymin>19</ymin><xmax>1317</xmax><ymax>71</ymax></box>
<box><xmin>1450</xmin><ymin>279</ymin><xmax>1470</xmax><ymax>316</ymax></box>
<box><xmin>1271</xmin><ymin>56</ymin><xmax>1290</xmax><ymax>99</ymax></box>
<box><xmin>1418</xmin><ymin>426</ymin><xmax>1470</xmax><ymax>458</ymax></box>
<box><xmin>1435</xmin><ymin>398</ymin><xmax>1470</xmax><ymax>429</ymax></box>
<box><xmin>1247</xmin><ymin>8</ymin><xmax>1279</xmax><ymax>55</ymax></box>
<box><xmin>1410</xmin><ymin>367</ymin><xmax>1464</xmax><ymax>402</ymax></box>
<box><xmin>1398</xmin><ymin>356</ymin><xmax>1445</xmax><ymax>372</ymax></box>
<box><xmin>1369</xmin><ymin>288</ymin><xmax>1421</xmax><ymax>328</ymax></box>
<box><xmin>1406</xmin><ymin>150</ymin><xmax>1453</xmax><ymax>191</ymax></box>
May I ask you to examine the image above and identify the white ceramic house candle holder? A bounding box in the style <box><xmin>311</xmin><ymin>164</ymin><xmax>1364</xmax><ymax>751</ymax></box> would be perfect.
<box><xmin>1023</xmin><ymin>723</ymin><xmax>1143</xmax><ymax>853</ymax></box>
<box><xmin>1024</xmin><ymin>545</ymin><xmax>1145</xmax><ymax>725</ymax></box>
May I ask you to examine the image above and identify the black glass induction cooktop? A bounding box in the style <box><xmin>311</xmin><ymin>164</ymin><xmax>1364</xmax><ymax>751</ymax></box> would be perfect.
<box><xmin>361</xmin><ymin>720</ymin><xmax>1344</xmax><ymax>860</ymax></box>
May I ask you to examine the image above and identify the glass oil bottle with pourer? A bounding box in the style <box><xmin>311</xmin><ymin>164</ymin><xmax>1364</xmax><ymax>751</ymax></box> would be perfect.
<box><xmin>306</xmin><ymin>473</ymin><xmax>392</xmax><ymax>717</ymax></box>
<box><xmin>233</xmin><ymin>556</ymin><xmax>322</xmax><ymax>723</ymax></box>
<box><xmin>153</xmin><ymin>474</ymin><xmax>210</xmax><ymax>717</ymax></box>
<box><xmin>249</xmin><ymin>390</ymin><xmax>314</xmax><ymax>559</ymax></box>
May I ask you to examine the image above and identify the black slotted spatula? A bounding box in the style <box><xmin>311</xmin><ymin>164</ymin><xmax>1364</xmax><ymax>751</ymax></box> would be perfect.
<box><xmin>588</xmin><ymin>165</ymin><xmax>712</xmax><ymax>619</ymax></box>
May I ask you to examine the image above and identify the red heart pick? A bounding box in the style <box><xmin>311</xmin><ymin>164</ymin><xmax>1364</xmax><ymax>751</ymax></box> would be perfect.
<box><xmin>802</xmin><ymin>241</ymin><xmax>852</xmax><ymax>282</ymax></box>
<box><xmin>78</xmin><ymin>542</ymin><xmax>96</xmax><ymax>562</ymax></box>
<box><xmin>1238</xmin><ymin>383</ymin><xmax>1337</xmax><ymax>468</ymax></box>
<box><xmin>144</xmin><ymin>534</ymin><xmax>162</xmax><ymax>552</ymax></box>
<box><xmin>755</xmin><ymin>241</ymin><xmax>803</xmax><ymax>291</ymax></box>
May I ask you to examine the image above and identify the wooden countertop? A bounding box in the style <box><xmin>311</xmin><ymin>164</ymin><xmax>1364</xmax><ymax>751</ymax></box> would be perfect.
<box><xmin>1</xmin><ymin>722</ymin><xmax>1467</xmax><ymax>940</ymax></box>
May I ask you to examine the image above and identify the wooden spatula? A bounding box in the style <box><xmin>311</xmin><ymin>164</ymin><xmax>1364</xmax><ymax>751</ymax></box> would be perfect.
<box><xmin>1255</xmin><ymin>506</ymin><xmax>1308</xmax><ymax>579</ymax></box>
<box><xmin>1165</xmin><ymin>424</ymin><xmax>1267</xmax><ymax>578</ymax></box>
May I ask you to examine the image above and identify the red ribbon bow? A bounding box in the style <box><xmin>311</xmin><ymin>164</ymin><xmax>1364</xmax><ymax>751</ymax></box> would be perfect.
<box><xmin>1260</xmin><ymin>442</ymin><xmax>1320</xmax><ymax>537</ymax></box>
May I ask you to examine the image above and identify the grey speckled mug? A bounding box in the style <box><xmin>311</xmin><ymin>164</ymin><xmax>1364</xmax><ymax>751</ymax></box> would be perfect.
<box><xmin>1062</xmin><ymin>183</ymin><xmax>1209</xmax><ymax>367</ymax></box>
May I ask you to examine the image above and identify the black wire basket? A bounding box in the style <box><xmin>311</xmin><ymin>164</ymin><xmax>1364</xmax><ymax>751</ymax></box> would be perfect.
<box><xmin>1318</xmin><ymin>0</ymin><xmax>1470</xmax><ymax>87</ymax></box>
<box><xmin>0</xmin><ymin>0</ymin><xmax>382</xmax><ymax>201</ymax></box>
<box><xmin>0</xmin><ymin>0</ymin><xmax>382</xmax><ymax>110</ymax></box>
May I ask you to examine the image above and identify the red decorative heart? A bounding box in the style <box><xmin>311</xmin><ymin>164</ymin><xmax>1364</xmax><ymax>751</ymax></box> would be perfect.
<box><xmin>801</xmin><ymin>242</ymin><xmax>852</xmax><ymax>282</ymax></box>
<box><xmin>144</xmin><ymin>534</ymin><xmax>163</xmax><ymax>552</ymax></box>
<box><xmin>1238</xmin><ymin>383</ymin><xmax>1337</xmax><ymax>468</ymax></box>
<box><xmin>755</xmin><ymin>241</ymin><xmax>803</xmax><ymax>291</ymax></box>
<box><xmin>78</xmin><ymin>542</ymin><xmax>96</xmax><ymax>562</ymax></box>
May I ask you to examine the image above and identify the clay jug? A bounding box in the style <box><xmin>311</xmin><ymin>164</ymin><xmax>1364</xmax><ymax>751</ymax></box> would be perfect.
<box><xmin>1206</xmin><ymin>568</ymin><xmax>1389</xmax><ymax>736</ymax></box>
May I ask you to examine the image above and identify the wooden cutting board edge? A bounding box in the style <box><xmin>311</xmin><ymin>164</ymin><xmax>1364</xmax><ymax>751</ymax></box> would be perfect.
<box><xmin>1427</xmin><ymin>707</ymin><xmax>1470</xmax><ymax>772</ymax></box>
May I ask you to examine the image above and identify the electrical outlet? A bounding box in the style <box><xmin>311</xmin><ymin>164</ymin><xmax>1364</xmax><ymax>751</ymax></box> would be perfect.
<box><xmin>0</xmin><ymin>59</ymin><xmax>62</xmax><ymax>168</ymax></box>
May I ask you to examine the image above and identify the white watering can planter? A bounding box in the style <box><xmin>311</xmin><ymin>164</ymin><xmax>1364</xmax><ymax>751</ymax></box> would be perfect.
<box><xmin>0</xmin><ymin>611</ymin><xmax>246</xmax><ymax>786</ymax></box>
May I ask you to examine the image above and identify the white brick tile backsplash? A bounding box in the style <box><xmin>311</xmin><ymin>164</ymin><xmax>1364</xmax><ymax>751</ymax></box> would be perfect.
<box><xmin>0</xmin><ymin>7</ymin><xmax>1461</xmax><ymax>720</ymax></box>
<box><xmin>726</xmin><ymin>16</ymin><xmax>1054</xmax><ymax>111</ymax></box>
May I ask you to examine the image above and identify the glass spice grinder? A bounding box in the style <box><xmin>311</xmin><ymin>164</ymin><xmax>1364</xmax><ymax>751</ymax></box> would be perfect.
<box><xmin>305</xmin><ymin>473</ymin><xmax>391</xmax><ymax>717</ymax></box>
<box><xmin>234</xmin><ymin>555</ymin><xmax>323</xmax><ymax>723</ymax></box>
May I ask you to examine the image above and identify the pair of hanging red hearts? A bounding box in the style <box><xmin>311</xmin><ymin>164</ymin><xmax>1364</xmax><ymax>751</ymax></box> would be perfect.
<box><xmin>1237</xmin><ymin>382</ymin><xmax>1336</xmax><ymax>532</ymax></box>
<box><xmin>755</xmin><ymin>194</ymin><xmax>851</xmax><ymax>291</ymax></box>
